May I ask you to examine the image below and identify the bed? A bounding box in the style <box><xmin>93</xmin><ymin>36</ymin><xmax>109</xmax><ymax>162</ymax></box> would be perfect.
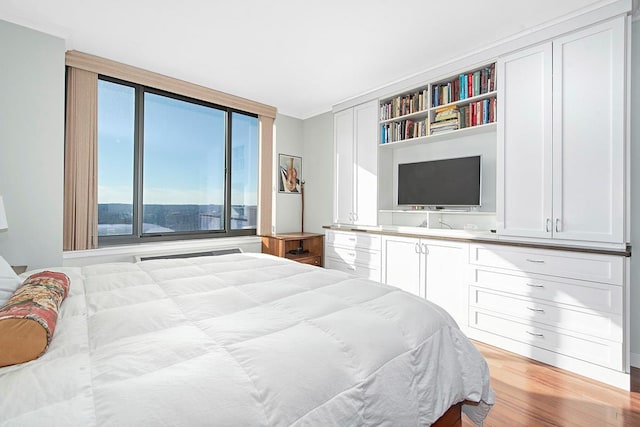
<box><xmin>0</xmin><ymin>252</ymin><xmax>494</xmax><ymax>426</ymax></box>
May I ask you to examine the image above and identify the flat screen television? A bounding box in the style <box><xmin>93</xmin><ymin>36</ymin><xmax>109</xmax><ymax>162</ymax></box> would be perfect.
<box><xmin>397</xmin><ymin>155</ymin><xmax>481</xmax><ymax>207</ymax></box>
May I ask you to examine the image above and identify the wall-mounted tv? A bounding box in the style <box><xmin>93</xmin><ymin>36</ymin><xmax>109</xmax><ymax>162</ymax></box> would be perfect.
<box><xmin>397</xmin><ymin>155</ymin><xmax>481</xmax><ymax>207</ymax></box>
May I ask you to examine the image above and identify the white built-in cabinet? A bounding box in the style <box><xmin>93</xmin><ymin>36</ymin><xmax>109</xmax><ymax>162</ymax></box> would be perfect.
<box><xmin>334</xmin><ymin>100</ymin><xmax>378</xmax><ymax>226</ymax></box>
<box><xmin>497</xmin><ymin>16</ymin><xmax>626</xmax><ymax>244</ymax></box>
<box><xmin>380</xmin><ymin>235</ymin><xmax>466</xmax><ymax>326</ymax></box>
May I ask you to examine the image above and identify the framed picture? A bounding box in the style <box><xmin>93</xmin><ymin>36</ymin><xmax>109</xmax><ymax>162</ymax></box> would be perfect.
<box><xmin>278</xmin><ymin>154</ymin><xmax>302</xmax><ymax>193</ymax></box>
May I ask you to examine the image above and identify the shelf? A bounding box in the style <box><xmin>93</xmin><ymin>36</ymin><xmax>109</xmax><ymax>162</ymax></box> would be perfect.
<box><xmin>379</xmin><ymin>122</ymin><xmax>496</xmax><ymax>149</ymax></box>
<box><xmin>379</xmin><ymin>109</ymin><xmax>429</xmax><ymax>124</ymax></box>
<box><xmin>380</xmin><ymin>210</ymin><xmax>496</xmax><ymax>215</ymax></box>
<box><xmin>431</xmin><ymin>90</ymin><xmax>497</xmax><ymax>111</ymax></box>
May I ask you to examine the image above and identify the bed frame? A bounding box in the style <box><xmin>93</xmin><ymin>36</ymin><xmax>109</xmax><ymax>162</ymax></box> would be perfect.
<box><xmin>432</xmin><ymin>402</ymin><xmax>462</xmax><ymax>427</ymax></box>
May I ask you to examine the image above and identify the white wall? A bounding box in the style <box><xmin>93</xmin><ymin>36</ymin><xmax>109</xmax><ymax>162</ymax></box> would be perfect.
<box><xmin>302</xmin><ymin>112</ymin><xmax>333</xmax><ymax>233</ymax></box>
<box><xmin>381</xmin><ymin>131</ymin><xmax>497</xmax><ymax>213</ymax></box>
<box><xmin>274</xmin><ymin>113</ymin><xmax>304</xmax><ymax>234</ymax></box>
<box><xmin>0</xmin><ymin>20</ymin><xmax>65</xmax><ymax>269</ymax></box>
<box><xmin>629</xmin><ymin>18</ymin><xmax>639</xmax><ymax>361</ymax></box>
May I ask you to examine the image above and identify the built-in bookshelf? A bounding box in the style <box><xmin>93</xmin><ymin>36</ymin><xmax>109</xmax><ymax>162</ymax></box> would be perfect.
<box><xmin>379</xmin><ymin>63</ymin><xmax>497</xmax><ymax>147</ymax></box>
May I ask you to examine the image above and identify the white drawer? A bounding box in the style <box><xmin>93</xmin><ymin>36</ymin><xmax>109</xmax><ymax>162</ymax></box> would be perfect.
<box><xmin>325</xmin><ymin>245</ymin><xmax>380</xmax><ymax>268</ymax></box>
<box><xmin>469</xmin><ymin>244</ymin><xmax>624</xmax><ymax>285</ymax></box>
<box><xmin>470</xmin><ymin>267</ymin><xmax>623</xmax><ymax>314</ymax></box>
<box><xmin>325</xmin><ymin>230</ymin><xmax>381</xmax><ymax>250</ymax></box>
<box><xmin>325</xmin><ymin>258</ymin><xmax>380</xmax><ymax>282</ymax></box>
<box><xmin>469</xmin><ymin>309</ymin><xmax>623</xmax><ymax>370</ymax></box>
<box><xmin>469</xmin><ymin>287</ymin><xmax>622</xmax><ymax>342</ymax></box>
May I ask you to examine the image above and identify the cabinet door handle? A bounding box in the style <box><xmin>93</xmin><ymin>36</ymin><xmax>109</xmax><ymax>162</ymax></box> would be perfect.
<box><xmin>526</xmin><ymin>259</ymin><xmax>545</xmax><ymax>264</ymax></box>
<box><xmin>527</xmin><ymin>307</ymin><xmax>545</xmax><ymax>314</ymax></box>
<box><xmin>414</xmin><ymin>242</ymin><xmax>421</xmax><ymax>254</ymax></box>
<box><xmin>546</xmin><ymin>218</ymin><xmax>551</xmax><ymax>232</ymax></box>
<box><xmin>353</xmin><ymin>212</ymin><xmax>359</xmax><ymax>222</ymax></box>
<box><xmin>526</xmin><ymin>283</ymin><xmax>545</xmax><ymax>289</ymax></box>
<box><xmin>555</xmin><ymin>218</ymin><xmax>561</xmax><ymax>232</ymax></box>
<box><xmin>526</xmin><ymin>331</ymin><xmax>544</xmax><ymax>338</ymax></box>
<box><xmin>421</xmin><ymin>243</ymin><xmax>428</xmax><ymax>255</ymax></box>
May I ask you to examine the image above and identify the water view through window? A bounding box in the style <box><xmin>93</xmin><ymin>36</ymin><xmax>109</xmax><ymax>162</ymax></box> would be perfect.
<box><xmin>97</xmin><ymin>79</ymin><xmax>258</xmax><ymax>240</ymax></box>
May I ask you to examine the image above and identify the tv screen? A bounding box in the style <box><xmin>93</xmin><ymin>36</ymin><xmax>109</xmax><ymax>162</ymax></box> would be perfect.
<box><xmin>397</xmin><ymin>156</ymin><xmax>481</xmax><ymax>207</ymax></box>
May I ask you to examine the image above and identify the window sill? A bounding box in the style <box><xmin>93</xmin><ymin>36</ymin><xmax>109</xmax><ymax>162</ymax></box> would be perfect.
<box><xmin>63</xmin><ymin>235</ymin><xmax>261</xmax><ymax>267</ymax></box>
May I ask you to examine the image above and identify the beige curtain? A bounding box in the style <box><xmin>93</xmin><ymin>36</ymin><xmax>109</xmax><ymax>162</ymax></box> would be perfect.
<box><xmin>63</xmin><ymin>67</ymin><xmax>98</xmax><ymax>251</ymax></box>
<box><xmin>258</xmin><ymin>116</ymin><xmax>274</xmax><ymax>236</ymax></box>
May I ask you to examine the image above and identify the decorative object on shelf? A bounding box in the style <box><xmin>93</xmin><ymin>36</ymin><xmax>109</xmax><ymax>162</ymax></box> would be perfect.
<box><xmin>278</xmin><ymin>154</ymin><xmax>302</xmax><ymax>193</ymax></box>
<box><xmin>0</xmin><ymin>196</ymin><xmax>8</xmax><ymax>231</ymax></box>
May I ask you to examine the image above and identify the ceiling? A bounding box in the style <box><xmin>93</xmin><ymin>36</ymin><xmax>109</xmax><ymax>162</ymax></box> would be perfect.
<box><xmin>0</xmin><ymin>0</ymin><xmax>608</xmax><ymax>119</ymax></box>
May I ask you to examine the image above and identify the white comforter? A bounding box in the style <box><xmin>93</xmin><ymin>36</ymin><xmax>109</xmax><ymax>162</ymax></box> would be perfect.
<box><xmin>0</xmin><ymin>253</ymin><xmax>493</xmax><ymax>426</ymax></box>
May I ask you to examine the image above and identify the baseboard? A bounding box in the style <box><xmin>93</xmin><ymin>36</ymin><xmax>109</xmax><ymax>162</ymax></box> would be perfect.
<box><xmin>631</xmin><ymin>352</ymin><xmax>640</xmax><ymax>368</ymax></box>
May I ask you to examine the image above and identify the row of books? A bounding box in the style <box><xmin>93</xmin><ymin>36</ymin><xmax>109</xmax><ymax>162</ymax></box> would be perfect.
<box><xmin>380</xmin><ymin>118</ymin><xmax>428</xmax><ymax>144</ymax></box>
<box><xmin>380</xmin><ymin>89</ymin><xmax>428</xmax><ymax>120</ymax></box>
<box><xmin>432</xmin><ymin>64</ymin><xmax>496</xmax><ymax>107</ymax></box>
<box><xmin>380</xmin><ymin>98</ymin><xmax>497</xmax><ymax>142</ymax></box>
<box><xmin>459</xmin><ymin>98</ymin><xmax>496</xmax><ymax>129</ymax></box>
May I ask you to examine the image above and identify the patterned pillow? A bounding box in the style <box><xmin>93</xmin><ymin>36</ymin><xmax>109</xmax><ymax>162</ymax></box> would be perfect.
<box><xmin>0</xmin><ymin>271</ymin><xmax>70</xmax><ymax>367</ymax></box>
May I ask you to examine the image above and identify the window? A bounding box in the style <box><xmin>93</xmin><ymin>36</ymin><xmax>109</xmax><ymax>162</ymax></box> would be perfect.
<box><xmin>97</xmin><ymin>77</ymin><xmax>258</xmax><ymax>244</ymax></box>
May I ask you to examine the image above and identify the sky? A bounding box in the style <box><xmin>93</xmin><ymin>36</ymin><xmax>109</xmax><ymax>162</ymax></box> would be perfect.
<box><xmin>97</xmin><ymin>79</ymin><xmax>258</xmax><ymax>206</ymax></box>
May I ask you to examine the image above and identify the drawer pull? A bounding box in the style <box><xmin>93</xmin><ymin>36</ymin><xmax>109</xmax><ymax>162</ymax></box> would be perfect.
<box><xmin>348</xmin><ymin>252</ymin><xmax>356</xmax><ymax>257</ymax></box>
<box><xmin>526</xmin><ymin>283</ymin><xmax>544</xmax><ymax>289</ymax></box>
<box><xmin>526</xmin><ymin>258</ymin><xmax>545</xmax><ymax>264</ymax></box>
<box><xmin>527</xmin><ymin>307</ymin><xmax>545</xmax><ymax>314</ymax></box>
<box><xmin>348</xmin><ymin>238</ymin><xmax>356</xmax><ymax>242</ymax></box>
<box><xmin>348</xmin><ymin>266</ymin><xmax>356</xmax><ymax>270</ymax></box>
<box><xmin>526</xmin><ymin>331</ymin><xmax>544</xmax><ymax>338</ymax></box>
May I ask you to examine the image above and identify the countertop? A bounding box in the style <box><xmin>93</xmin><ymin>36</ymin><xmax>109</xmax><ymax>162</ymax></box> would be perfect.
<box><xmin>322</xmin><ymin>224</ymin><xmax>631</xmax><ymax>257</ymax></box>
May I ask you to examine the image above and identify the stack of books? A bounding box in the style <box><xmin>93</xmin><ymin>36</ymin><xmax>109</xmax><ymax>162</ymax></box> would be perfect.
<box><xmin>430</xmin><ymin>106</ymin><xmax>459</xmax><ymax>135</ymax></box>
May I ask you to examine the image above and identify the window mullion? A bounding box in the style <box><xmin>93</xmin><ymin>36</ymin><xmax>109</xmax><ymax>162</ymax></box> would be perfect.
<box><xmin>133</xmin><ymin>85</ymin><xmax>145</xmax><ymax>239</ymax></box>
<box><xmin>224</xmin><ymin>109</ymin><xmax>232</xmax><ymax>233</ymax></box>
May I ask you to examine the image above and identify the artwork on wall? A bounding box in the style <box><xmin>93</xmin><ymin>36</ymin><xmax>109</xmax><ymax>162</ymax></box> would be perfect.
<box><xmin>278</xmin><ymin>154</ymin><xmax>302</xmax><ymax>193</ymax></box>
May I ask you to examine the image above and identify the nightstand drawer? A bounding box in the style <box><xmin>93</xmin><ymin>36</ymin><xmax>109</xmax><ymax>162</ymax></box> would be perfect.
<box><xmin>296</xmin><ymin>256</ymin><xmax>322</xmax><ymax>267</ymax></box>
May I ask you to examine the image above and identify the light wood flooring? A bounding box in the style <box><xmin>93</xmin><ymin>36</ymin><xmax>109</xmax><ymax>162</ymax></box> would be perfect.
<box><xmin>462</xmin><ymin>341</ymin><xmax>640</xmax><ymax>426</ymax></box>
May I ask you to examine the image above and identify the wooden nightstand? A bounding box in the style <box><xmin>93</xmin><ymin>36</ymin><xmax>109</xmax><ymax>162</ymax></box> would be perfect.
<box><xmin>261</xmin><ymin>233</ymin><xmax>323</xmax><ymax>267</ymax></box>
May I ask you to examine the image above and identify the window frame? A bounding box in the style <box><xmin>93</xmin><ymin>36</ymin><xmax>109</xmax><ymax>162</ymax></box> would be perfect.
<box><xmin>97</xmin><ymin>75</ymin><xmax>258</xmax><ymax>246</ymax></box>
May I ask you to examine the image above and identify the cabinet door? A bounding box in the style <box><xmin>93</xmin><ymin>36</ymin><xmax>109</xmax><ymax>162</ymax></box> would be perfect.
<box><xmin>353</xmin><ymin>100</ymin><xmax>378</xmax><ymax>226</ymax></box>
<box><xmin>334</xmin><ymin>108</ymin><xmax>354</xmax><ymax>224</ymax></box>
<box><xmin>381</xmin><ymin>235</ymin><xmax>423</xmax><ymax>297</ymax></box>
<box><xmin>424</xmin><ymin>240</ymin><xmax>467</xmax><ymax>328</ymax></box>
<box><xmin>552</xmin><ymin>17</ymin><xmax>625</xmax><ymax>243</ymax></box>
<box><xmin>497</xmin><ymin>43</ymin><xmax>553</xmax><ymax>238</ymax></box>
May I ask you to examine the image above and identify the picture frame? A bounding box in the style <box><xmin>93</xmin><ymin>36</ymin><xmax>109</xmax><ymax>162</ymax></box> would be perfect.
<box><xmin>278</xmin><ymin>154</ymin><xmax>302</xmax><ymax>194</ymax></box>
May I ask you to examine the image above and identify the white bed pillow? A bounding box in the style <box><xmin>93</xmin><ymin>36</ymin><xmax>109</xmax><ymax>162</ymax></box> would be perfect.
<box><xmin>0</xmin><ymin>256</ymin><xmax>22</xmax><ymax>306</ymax></box>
